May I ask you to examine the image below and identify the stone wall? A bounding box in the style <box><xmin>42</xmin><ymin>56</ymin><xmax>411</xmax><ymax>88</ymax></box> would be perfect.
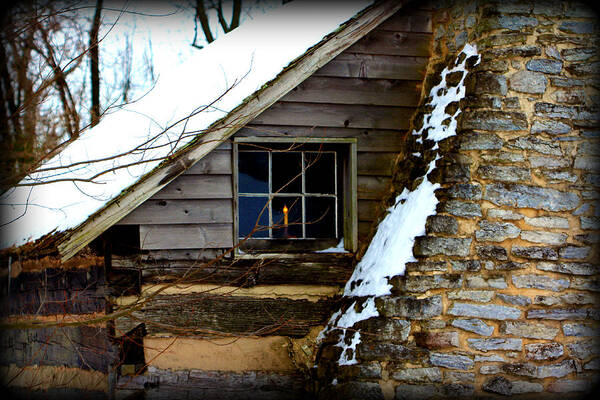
<box><xmin>316</xmin><ymin>0</ymin><xmax>599</xmax><ymax>398</ymax></box>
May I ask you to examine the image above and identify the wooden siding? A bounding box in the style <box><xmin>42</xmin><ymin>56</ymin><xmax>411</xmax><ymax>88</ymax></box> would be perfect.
<box><xmin>151</xmin><ymin>175</ymin><xmax>232</xmax><ymax>200</ymax></box>
<box><xmin>247</xmin><ymin>8</ymin><xmax>431</xmax><ymax>244</ymax></box>
<box><xmin>118</xmin><ymin>199</ymin><xmax>233</xmax><ymax>225</ymax></box>
<box><xmin>345</xmin><ymin>31</ymin><xmax>431</xmax><ymax>57</ymax></box>
<box><xmin>116</xmin><ymin>6</ymin><xmax>431</xmax><ymax>251</ymax></box>
<box><xmin>117</xmin><ymin>149</ymin><xmax>234</xmax><ymax>250</ymax></box>
<box><xmin>140</xmin><ymin>224</ymin><xmax>233</xmax><ymax>250</ymax></box>
<box><xmin>251</xmin><ymin>102</ymin><xmax>414</xmax><ymax>130</ymax></box>
<box><xmin>313</xmin><ymin>53</ymin><xmax>429</xmax><ymax>80</ymax></box>
<box><xmin>237</xmin><ymin>125</ymin><xmax>409</xmax><ymax>153</ymax></box>
<box><xmin>281</xmin><ymin>77</ymin><xmax>421</xmax><ymax>106</ymax></box>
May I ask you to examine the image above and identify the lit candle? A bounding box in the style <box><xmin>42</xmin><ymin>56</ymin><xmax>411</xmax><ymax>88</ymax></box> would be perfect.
<box><xmin>283</xmin><ymin>204</ymin><xmax>288</xmax><ymax>227</ymax></box>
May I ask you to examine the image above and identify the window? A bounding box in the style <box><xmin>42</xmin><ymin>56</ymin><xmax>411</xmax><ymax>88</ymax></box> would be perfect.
<box><xmin>234</xmin><ymin>138</ymin><xmax>357</xmax><ymax>253</ymax></box>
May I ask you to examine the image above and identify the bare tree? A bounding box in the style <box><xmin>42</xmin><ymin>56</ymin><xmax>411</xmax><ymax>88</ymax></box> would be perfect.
<box><xmin>0</xmin><ymin>1</ymin><xmax>157</xmax><ymax>192</ymax></box>
<box><xmin>0</xmin><ymin>1</ymin><xmax>91</xmax><ymax>189</ymax></box>
<box><xmin>192</xmin><ymin>0</ymin><xmax>242</xmax><ymax>49</ymax></box>
<box><xmin>89</xmin><ymin>0</ymin><xmax>103</xmax><ymax>127</ymax></box>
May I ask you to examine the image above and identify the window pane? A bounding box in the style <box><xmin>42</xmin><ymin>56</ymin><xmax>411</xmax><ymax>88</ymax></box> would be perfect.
<box><xmin>238</xmin><ymin>196</ymin><xmax>269</xmax><ymax>238</ymax></box>
<box><xmin>305</xmin><ymin>197</ymin><xmax>336</xmax><ymax>238</ymax></box>
<box><xmin>272</xmin><ymin>152</ymin><xmax>302</xmax><ymax>193</ymax></box>
<box><xmin>305</xmin><ymin>152</ymin><xmax>335</xmax><ymax>194</ymax></box>
<box><xmin>239</xmin><ymin>151</ymin><xmax>268</xmax><ymax>193</ymax></box>
<box><xmin>272</xmin><ymin>196</ymin><xmax>302</xmax><ymax>238</ymax></box>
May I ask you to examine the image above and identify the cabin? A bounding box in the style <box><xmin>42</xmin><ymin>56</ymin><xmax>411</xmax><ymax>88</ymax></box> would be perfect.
<box><xmin>1</xmin><ymin>0</ymin><xmax>599</xmax><ymax>399</ymax></box>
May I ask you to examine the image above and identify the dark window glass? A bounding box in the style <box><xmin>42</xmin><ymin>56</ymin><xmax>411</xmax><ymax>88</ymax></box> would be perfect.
<box><xmin>238</xmin><ymin>145</ymin><xmax>340</xmax><ymax>242</ymax></box>
<box><xmin>305</xmin><ymin>197</ymin><xmax>336</xmax><ymax>238</ymax></box>
<box><xmin>238</xmin><ymin>196</ymin><xmax>269</xmax><ymax>238</ymax></box>
<box><xmin>272</xmin><ymin>152</ymin><xmax>302</xmax><ymax>193</ymax></box>
<box><xmin>239</xmin><ymin>151</ymin><xmax>268</xmax><ymax>193</ymax></box>
<box><xmin>272</xmin><ymin>196</ymin><xmax>302</xmax><ymax>238</ymax></box>
<box><xmin>305</xmin><ymin>152</ymin><xmax>335</xmax><ymax>194</ymax></box>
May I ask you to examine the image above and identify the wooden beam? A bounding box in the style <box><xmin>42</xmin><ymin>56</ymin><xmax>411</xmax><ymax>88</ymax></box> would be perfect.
<box><xmin>377</xmin><ymin>9</ymin><xmax>432</xmax><ymax>33</ymax></box>
<box><xmin>238</xmin><ymin>125</ymin><xmax>408</xmax><ymax>153</ymax></box>
<box><xmin>6</xmin><ymin>265</ymin><xmax>106</xmax><ymax>316</ymax></box>
<box><xmin>57</xmin><ymin>0</ymin><xmax>406</xmax><ymax>260</ymax></box>
<box><xmin>346</xmin><ymin>30</ymin><xmax>431</xmax><ymax>57</ymax></box>
<box><xmin>358</xmin><ymin>152</ymin><xmax>397</xmax><ymax>176</ymax></box>
<box><xmin>117</xmin><ymin>367</ymin><xmax>307</xmax><ymax>399</ymax></box>
<box><xmin>358</xmin><ymin>199</ymin><xmax>383</xmax><ymax>222</ymax></box>
<box><xmin>185</xmin><ymin>150</ymin><xmax>232</xmax><ymax>175</ymax></box>
<box><xmin>1</xmin><ymin>325</ymin><xmax>116</xmax><ymax>373</ymax></box>
<box><xmin>345</xmin><ymin>140</ymin><xmax>358</xmax><ymax>253</ymax></box>
<box><xmin>357</xmin><ymin>176</ymin><xmax>391</xmax><ymax>200</ymax></box>
<box><xmin>139</xmin><ymin>224</ymin><xmax>233</xmax><ymax>250</ymax></box>
<box><xmin>141</xmin><ymin>249</ymin><xmax>227</xmax><ymax>261</ymax></box>
<box><xmin>118</xmin><ymin>293</ymin><xmax>338</xmax><ymax>337</ymax></box>
<box><xmin>112</xmin><ymin>253</ymin><xmax>355</xmax><ymax>287</ymax></box>
<box><xmin>149</xmin><ymin>175</ymin><xmax>232</xmax><ymax>200</ymax></box>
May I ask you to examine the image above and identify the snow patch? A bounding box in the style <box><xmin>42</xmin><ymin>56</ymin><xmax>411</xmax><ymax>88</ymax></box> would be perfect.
<box><xmin>415</xmin><ymin>42</ymin><xmax>479</xmax><ymax>143</ymax></box>
<box><xmin>322</xmin><ymin>44</ymin><xmax>480</xmax><ymax>366</ymax></box>
<box><xmin>344</xmin><ymin>43</ymin><xmax>479</xmax><ymax>298</ymax></box>
<box><xmin>316</xmin><ymin>238</ymin><xmax>348</xmax><ymax>253</ymax></box>
<box><xmin>320</xmin><ymin>297</ymin><xmax>378</xmax><ymax>366</ymax></box>
<box><xmin>343</xmin><ymin>169</ymin><xmax>439</xmax><ymax>297</ymax></box>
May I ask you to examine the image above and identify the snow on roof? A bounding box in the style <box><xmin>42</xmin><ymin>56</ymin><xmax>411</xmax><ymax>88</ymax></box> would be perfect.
<box><xmin>0</xmin><ymin>0</ymin><xmax>372</xmax><ymax>251</ymax></box>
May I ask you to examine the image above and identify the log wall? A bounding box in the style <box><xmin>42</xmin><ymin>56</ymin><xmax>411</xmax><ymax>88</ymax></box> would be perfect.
<box><xmin>0</xmin><ymin>258</ymin><xmax>115</xmax><ymax>397</ymax></box>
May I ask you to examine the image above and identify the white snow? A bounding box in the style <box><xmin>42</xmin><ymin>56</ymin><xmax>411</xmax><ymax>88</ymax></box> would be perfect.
<box><xmin>343</xmin><ymin>169</ymin><xmax>439</xmax><ymax>297</ymax></box>
<box><xmin>338</xmin><ymin>330</ymin><xmax>362</xmax><ymax>365</ymax></box>
<box><xmin>315</xmin><ymin>238</ymin><xmax>348</xmax><ymax>253</ymax></box>
<box><xmin>414</xmin><ymin>42</ymin><xmax>479</xmax><ymax>143</ymax></box>
<box><xmin>0</xmin><ymin>1</ymin><xmax>371</xmax><ymax>250</ymax></box>
<box><xmin>336</xmin><ymin>297</ymin><xmax>378</xmax><ymax>329</ymax></box>
<box><xmin>318</xmin><ymin>297</ymin><xmax>378</xmax><ymax>366</ymax></box>
<box><xmin>322</xmin><ymin>43</ymin><xmax>480</xmax><ymax>365</ymax></box>
<box><xmin>344</xmin><ymin>43</ymin><xmax>479</xmax><ymax>298</ymax></box>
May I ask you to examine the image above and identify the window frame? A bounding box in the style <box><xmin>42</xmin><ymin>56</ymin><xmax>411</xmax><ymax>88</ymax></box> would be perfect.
<box><xmin>233</xmin><ymin>137</ymin><xmax>357</xmax><ymax>254</ymax></box>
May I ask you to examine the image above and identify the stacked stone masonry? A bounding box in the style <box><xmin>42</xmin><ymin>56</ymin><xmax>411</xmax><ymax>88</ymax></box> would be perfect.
<box><xmin>317</xmin><ymin>1</ymin><xmax>599</xmax><ymax>399</ymax></box>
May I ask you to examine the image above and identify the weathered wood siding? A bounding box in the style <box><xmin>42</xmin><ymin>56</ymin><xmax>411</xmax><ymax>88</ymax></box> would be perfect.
<box><xmin>0</xmin><ymin>325</ymin><xmax>116</xmax><ymax>373</ymax></box>
<box><xmin>117</xmin><ymin>368</ymin><xmax>307</xmax><ymax>400</ymax></box>
<box><xmin>241</xmin><ymin>8</ymin><xmax>432</xmax><ymax>244</ymax></box>
<box><xmin>116</xmin><ymin>293</ymin><xmax>336</xmax><ymax>338</ymax></box>
<box><xmin>1</xmin><ymin>265</ymin><xmax>106</xmax><ymax>316</ymax></box>
<box><xmin>116</xmin><ymin>7</ymin><xmax>432</xmax><ymax>250</ymax></box>
<box><xmin>117</xmin><ymin>147</ymin><xmax>234</xmax><ymax>251</ymax></box>
<box><xmin>112</xmin><ymin>253</ymin><xmax>355</xmax><ymax>287</ymax></box>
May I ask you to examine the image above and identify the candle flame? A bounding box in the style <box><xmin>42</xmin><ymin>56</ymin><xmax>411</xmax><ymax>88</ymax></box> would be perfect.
<box><xmin>283</xmin><ymin>205</ymin><xmax>288</xmax><ymax>214</ymax></box>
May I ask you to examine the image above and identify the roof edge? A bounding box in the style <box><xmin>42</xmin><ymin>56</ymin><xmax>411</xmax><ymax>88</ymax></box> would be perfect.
<box><xmin>56</xmin><ymin>0</ymin><xmax>406</xmax><ymax>261</ymax></box>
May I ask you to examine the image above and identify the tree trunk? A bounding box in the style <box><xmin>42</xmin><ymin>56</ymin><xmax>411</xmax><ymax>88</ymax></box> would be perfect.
<box><xmin>89</xmin><ymin>0</ymin><xmax>103</xmax><ymax>127</ymax></box>
<box><xmin>194</xmin><ymin>0</ymin><xmax>214</xmax><ymax>46</ymax></box>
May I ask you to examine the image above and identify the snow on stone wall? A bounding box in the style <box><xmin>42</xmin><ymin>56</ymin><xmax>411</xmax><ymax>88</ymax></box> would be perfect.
<box><xmin>319</xmin><ymin>43</ymin><xmax>480</xmax><ymax>367</ymax></box>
